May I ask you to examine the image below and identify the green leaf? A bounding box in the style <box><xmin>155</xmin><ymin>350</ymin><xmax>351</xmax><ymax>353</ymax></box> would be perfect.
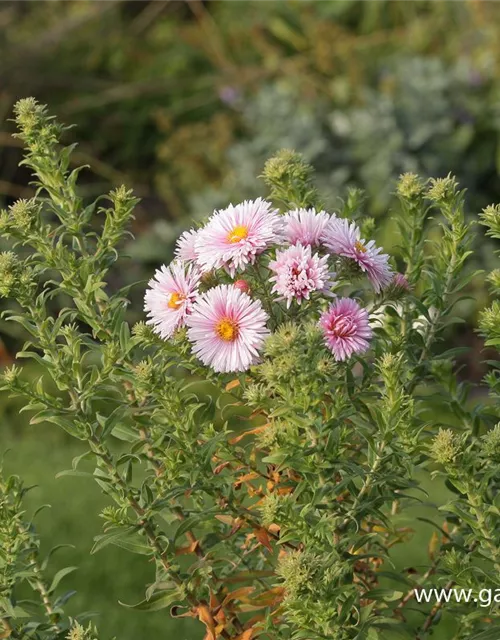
<box><xmin>119</xmin><ymin>589</ymin><xmax>181</xmax><ymax>612</ymax></box>
<box><xmin>469</xmin><ymin>630</ymin><xmax>500</xmax><ymax>640</ymax></box>
<box><xmin>119</xmin><ymin>321</ymin><xmax>131</xmax><ymax>353</ymax></box>
<box><xmin>47</xmin><ymin>567</ymin><xmax>77</xmax><ymax>595</ymax></box>
<box><xmin>55</xmin><ymin>469</ymin><xmax>94</xmax><ymax>479</ymax></box>
<box><xmin>108</xmin><ymin>537</ymin><xmax>152</xmax><ymax>556</ymax></box>
<box><xmin>112</xmin><ymin>423</ymin><xmax>138</xmax><ymax>443</ymax></box>
<box><xmin>41</xmin><ymin>544</ymin><xmax>75</xmax><ymax>571</ymax></box>
<box><xmin>363</xmin><ymin>588</ymin><xmax>404</xmax><ymax>602</ymax></box>
<box><xmin>91</xmin><ymin>527</ymin><xmax>136</xmax><ymax>554</ymax></box>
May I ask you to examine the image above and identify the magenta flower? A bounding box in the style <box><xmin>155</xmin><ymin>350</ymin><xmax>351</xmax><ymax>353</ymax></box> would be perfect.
<box><xmin>175</xmin><ymin>229</ymin><xmax>199</xmax><ymax>263</ymax></box>
<box><xmin>319</xmin><ymin>298</ymin><xmax>372</xmax><ymax>361</ymax></box>
<box><xmin>321</xmin><ymin>218</ymin><xmax>392</xmax><ymax>292</ymax></box>
<box><xmin>282</xmin><ymin>208</ymin><xmax>332</xmax><ymax>247</ymax></box>
<box><xmin>144</xmin><ymin>261</ymin><xmax>200</xmax><ymax>339</ymax></box>
<box><xmin>269</xmin><ymin>244</ymin><xmax>335</xmax><ymax>308</ymax></box>
<box><xmin>186</xmin><ymin>285</ymin><xmax>269</xmax><ymax>373</ymax></box>
<box><xmin>195</xmin><ymin>198</ymin><xmax>281</xmax><ymax>277</ymax></box>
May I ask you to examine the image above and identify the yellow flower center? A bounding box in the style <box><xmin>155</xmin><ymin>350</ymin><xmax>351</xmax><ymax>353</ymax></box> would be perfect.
<box><xmin>216</xmin><ymin>318</ymin><xmax>239</xmax><ymax>342</ymax></box>
<box><xmin>167</xmin><ymin>292</ymin><xmax>185</xmax><ymax>310</ymax></box>
<box><xmin>227</xmin><ymin>225</ymin><xmax>249</xmax><ymax>244</ymax></box>
<box><xmin>354</xmin><ymin>240</ymin><xmax>367</xmax><ymax>254</ymax></box>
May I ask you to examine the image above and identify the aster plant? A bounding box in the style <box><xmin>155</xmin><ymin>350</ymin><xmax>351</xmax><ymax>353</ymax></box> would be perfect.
<box><xmin>0</xmin><ymin>99</ymin><xmax>498</xmax><ymax>640</ymax></box>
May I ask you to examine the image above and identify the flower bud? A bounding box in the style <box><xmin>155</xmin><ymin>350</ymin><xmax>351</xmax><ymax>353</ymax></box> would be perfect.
<box><xmin>392</xmin><ymin>273</ymin><xmax>410</xmax><ymax>291</ymax></box>
<box><xmin>396</xmin><ymin>173</ymin><xmax>424</xmax><ymax>200</ymax></box>
<box><xmin>1</xmin><ymin>365</ymin><xmax>21</xmax><ymax>387</ymax></box>
<box><xmin>481</xmin><ymin>424</ymin><xmax>500</xmax><ymax>461</ymax></box>
<box><xmin>244</xmin><ymin>382</ymin><xmax>271</xmax><ymax>407</ymax></box>
<box><xmin>262</xmin><ymin>149</ymin><xmax>312</xmax><ymax>186</ymax></box>
<box><xmin>9</xmin><ymin>199</ymin><xmax>40</xmax><ymax>231</ymax></box>
<box><xmin>479</xmin><ymin>301</ymin><xmax>500</xmax><ymax>340</ymax></box>
<box><xmin>486</xmin><ymin>269</ymin><xmax>500</xmax><ymax>292</ymax></box>
<box><xmin>441</xmin><ymin>548</ymin><xmax>467</xmax><ymax>574</ymax></box>
<box><xmin>387</xmin><ymin>272</ymin><xmax>411</xmax><ymax>300</ymax></box>
<box><xmin>0</xmin><ymin>252</ymin><xmax>22</xmax><ymax>298</ymax></box>
<box><xmin>13</xmin><ymin>97</ymin><xmax>61</xmax><ymax>148</ymax></box>
<box><xmin>430</xmin><ymin>428</ymin><xmax>461</xmax><ymax>465</ymax></box>
<box><xmin>135</xmin><ymin>359</ymin><xmax>155</xmax><ymax>385</ymax></box>
<box><xmin>427</xmin><ymin>174</ymin><xmax>459</xmax><ymax>204</ymax></box>
<box><xmin>233</xmin><ymin>279</ymin><xmax>251</xmax><ymax>294</ymax></box>
<box><xmin>480</xmin><ymin>203</ymin><xmax>500</xmax><ymax>237</ymax></box>
<box><xmin>13</xmin><ymin>97</ymin><xmax>45</xmax><ymax>133</ymax></box>
<box><xmin>132</xmin><ymin>321</ymin><xmax>156</xmax><ymax>344</ymax></box>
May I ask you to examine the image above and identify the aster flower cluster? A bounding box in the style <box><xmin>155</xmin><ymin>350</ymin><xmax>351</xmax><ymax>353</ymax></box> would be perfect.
<box><xmin>145</xmin><ymin>201</ymin><xmax>395</xmax><ymax>372</ymax></box>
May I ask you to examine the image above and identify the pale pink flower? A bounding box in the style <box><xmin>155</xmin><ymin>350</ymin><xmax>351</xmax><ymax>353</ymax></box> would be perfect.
<box><xmin>269</xmin><ymin>244</ymin><xmax>335</xmax><ymax>308</ymax></box>
<box><xmin>319</xmin><ymin>297</ymin><xmax>372</xmax><ymax>361</ymax></box>
<box><xmin>195</xmin><ymin>198</ymin><xmax>281</xmax><ymax>277</ymax></box>
<box><xmin>321</xmin><ymin>218</ymin><xmax>392</xmax><ymax>292</ymax></box>
<box><xmin>186</xmin><ymin>285</ymin><xmax>269</xmax><ymax>373</ymax></box>
<box><xmin>282</xmin><ymin>208</ymin><xmax>332</xmax><ymax>247</ymax></box>
<box><xmin>175</xmin><ymin>229</ymin><xmax>199</xmax><ymax>262</ymax></box>
<box><xmin>144</xmin><ymin>261</ymin><xmax>200</xmax><ymax>339</ymax></box>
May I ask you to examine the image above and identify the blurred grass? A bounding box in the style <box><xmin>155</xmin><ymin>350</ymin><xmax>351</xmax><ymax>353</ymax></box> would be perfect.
<box><xmin>2</xmin><ymin>427</ymin><xmax>198</xmax><ymax>640</ymax></box>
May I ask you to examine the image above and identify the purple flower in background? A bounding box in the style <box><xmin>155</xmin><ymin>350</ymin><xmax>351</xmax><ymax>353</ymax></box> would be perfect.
<box><xmin>219</xmin><ymin>85</ymin><xmax>241</xmax><ymax>106</ymax></box>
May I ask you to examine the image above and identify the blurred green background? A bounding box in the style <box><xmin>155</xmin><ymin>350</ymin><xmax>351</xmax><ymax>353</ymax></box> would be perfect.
<box><xmin>1</xmin><ymin>1</ymin><xmax>499</xmax><ymax>638</ymax></box>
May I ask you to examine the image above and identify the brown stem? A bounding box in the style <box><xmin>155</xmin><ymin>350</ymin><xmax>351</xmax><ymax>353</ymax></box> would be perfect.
<box><xmin>413</xmin><ymin>542</ymin><xmax>477</xmax><ymax>639</ymax></box>
<box><xmin>33</xmin><ymin>569</ymin><xmax>56</xmax><ymax>628</ymax></box>
<box><xmin>416</xmin><ymin>578</ymin><xmax>455</xmax><ymax>640</ymax></box>
<box><xmin>396</xmin><ymin>562</ymin><xmax>439</xmax><ymax>614</ymax></box>
<box><xmin>1</xmin><ymin>617</ymin><xmax>14</xmax><ymax>636</ymax></box>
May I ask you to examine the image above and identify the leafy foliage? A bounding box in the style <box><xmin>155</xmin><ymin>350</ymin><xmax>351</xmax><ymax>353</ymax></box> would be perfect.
<box><xmin>0</xmin><ymin>462</ymin><xmax>111</xmax><ymax>639</ymax></box>
<box><xmin>0</xmin><ymin>100</ymin><xmax>498</xmax><ymax>640</ymax></box>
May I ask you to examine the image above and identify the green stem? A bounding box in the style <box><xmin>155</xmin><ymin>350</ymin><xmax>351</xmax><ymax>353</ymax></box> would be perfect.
<box><xmin>407</xmin><ymin>250</ymin><xmax>458</xmax><ymax>394</ymax></box>
<box><xmin>339</xmin><ymin>441</ymin><xmax>387</xmax><ymax>531</ymax></box>
<box><xmin>250</xmin><ymin>263</ymin><xmax>279</xmax><ymax>328</ymax></box>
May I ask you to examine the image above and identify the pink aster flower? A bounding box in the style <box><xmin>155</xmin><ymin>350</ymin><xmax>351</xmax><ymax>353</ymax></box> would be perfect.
<box><xmin>282</xmin><ymin>208</ymin><xmax>332</xmax><ymax>247</ymax></box>
<box><xmin>319</xmin><ymin>297</ymin><xmax>372</xmax><ymax>361</ymax></box>
<box><xmin>321</xmin><ymin>218</ymin><xmax>392</xmax><ymax>292</ymax></box>
<box><xmin>175</xmin><ymin>229</ymin><xmax>199</xmax><ymax>262</ymax></box>
<box><xmin>186</xmin><ymin>285</ymin><xmax>269</xmax><ymax>373</ymax></box>
<box><xmin>144</xmin><ymin>261</ymin><xmax>200</xmax><ymax>339</ymax></box>
<box><xmin>195</xmin><ymin>198</ymin><xmax>281</xmax><ymax>277</ymax></box>
<box><xmin>269</xmin><ymin>244</ymin><xmax>335</xmax><ymax>308</ymax></box>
